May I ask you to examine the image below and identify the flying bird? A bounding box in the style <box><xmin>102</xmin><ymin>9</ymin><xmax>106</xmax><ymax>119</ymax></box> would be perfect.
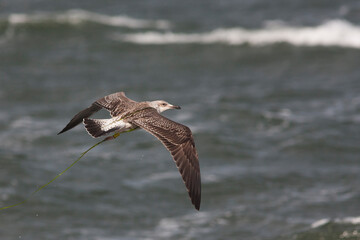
<box><xmin>58</xmin><ymin>92</ymin><xmax>201</xmax><ymax>210</ymax></box>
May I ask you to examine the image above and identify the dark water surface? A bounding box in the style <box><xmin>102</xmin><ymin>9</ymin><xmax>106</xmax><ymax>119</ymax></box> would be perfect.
<box><xmin>1</xmin><ymin>1</ymin><xmax>360</xmax><ymax>239</ymax></box>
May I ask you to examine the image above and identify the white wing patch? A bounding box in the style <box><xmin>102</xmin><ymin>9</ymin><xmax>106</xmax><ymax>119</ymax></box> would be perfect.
<box><xmin>83</xmin><ymin>118</ymin><xmax>128</xmax><ymax>138</ymax></box>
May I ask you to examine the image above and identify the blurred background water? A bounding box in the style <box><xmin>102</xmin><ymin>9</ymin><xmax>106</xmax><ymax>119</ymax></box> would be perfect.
<box><xmin>0</xmin><ymin>0</ymin><xmax>360</xmax><ymax>239</ymax></box>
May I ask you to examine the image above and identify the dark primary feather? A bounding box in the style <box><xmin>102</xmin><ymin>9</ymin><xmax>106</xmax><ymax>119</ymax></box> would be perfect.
<box><xmin>57</xmin><ymin>104</ymin><xmax>101</xmax><ymax>134</ymax></box>
<box><xmin>129</xmin><ymin>108</ymin><xmax>201</xmax><ymax>210</ymax></box>
<box><xmin>58</xmin><ymin>92</ymin><xmax>136</xmax><ymax>134</ymax></box>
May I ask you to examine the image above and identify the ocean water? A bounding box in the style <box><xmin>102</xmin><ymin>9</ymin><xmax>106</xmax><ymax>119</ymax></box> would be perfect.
<box><xmin>1</xmin><ymin>1</ymin><xmax>360</xmax><ymax>239</ymax></box>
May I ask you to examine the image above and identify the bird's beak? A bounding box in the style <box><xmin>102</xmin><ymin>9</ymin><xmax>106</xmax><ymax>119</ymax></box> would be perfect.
<box><xmin>172</xmin><ymin>105</ymin><xmax>181</xmax><ymax>109</ymax></box>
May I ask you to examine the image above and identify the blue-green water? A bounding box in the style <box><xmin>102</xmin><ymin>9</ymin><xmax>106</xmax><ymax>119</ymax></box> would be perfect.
<box><xmin>1</xmin><ymin>1</ymin><xmax>360</xmax><ymax>239</ymax></box>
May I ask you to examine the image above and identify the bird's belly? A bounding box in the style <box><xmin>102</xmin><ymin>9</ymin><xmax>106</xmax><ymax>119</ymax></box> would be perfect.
<box><xmin>114</xmin><ymin>120</ymin><xmax>136</xmax><ymax>133</ymax></box>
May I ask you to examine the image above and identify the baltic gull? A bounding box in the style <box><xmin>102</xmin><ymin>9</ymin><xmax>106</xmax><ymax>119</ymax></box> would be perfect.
<box><xmin>58</xmin><ymin>92</ymin><xmax>201</xmax><ymax>210</ymax></box>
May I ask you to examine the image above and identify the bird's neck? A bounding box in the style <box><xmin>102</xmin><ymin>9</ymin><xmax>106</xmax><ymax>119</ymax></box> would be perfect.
<box><xmin>147</xmin><ymin>101</ymin><xmax>162</xmax><ymax>113</ymax></box>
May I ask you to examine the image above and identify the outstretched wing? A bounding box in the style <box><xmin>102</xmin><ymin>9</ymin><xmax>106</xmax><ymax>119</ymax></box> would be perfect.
<box><xmin>58</xmin><ymin>92</ymin><xmax>136</xmax><ymax>134</ymax></box>
<box><xmin>95</xmin><ymin>91</ymin><xmax>137</xmax><ymax>117</ymax></box>
<box><xmin>129</xmin><ymin>108</ymin><xmax>201</xmax><ymax>210</ymax></box>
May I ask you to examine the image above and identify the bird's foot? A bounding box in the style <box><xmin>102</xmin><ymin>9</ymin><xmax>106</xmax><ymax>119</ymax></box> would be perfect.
<box><xmin>104</xmin><ymin>132</ymin><xmax>120</xmax><ymax>141</ymax></box>
<box><xmin>103</xmin><ymin>129</ymin><xmax>135</xmax><ymax>141</ymax></box>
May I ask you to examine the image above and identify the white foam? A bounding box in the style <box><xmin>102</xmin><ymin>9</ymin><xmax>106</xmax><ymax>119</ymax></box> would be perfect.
<box><xmin>337</xmin><ymin>216</ymin><xmax>360</xmax><ymax>224</ymax></box>
<box><xmin>312</xmin><ymin>216</ymin><xmax>360</xmax><ymax>228</ymax></box>
<box><xmin>117</xmin><ymin>19</ymin><xmax>360</xmax><ymax>48</ymax></box>
<box><xmin>311</xmin><ymin>218</ymin><xmax>330</xmax><ymax>228</ymax></box>
<box><xmin>5</xmin><ymin>9</ymin><xmax>170</xmax><ymax>29</ymax></box>
<box><xmin>149</xmin><ymin>212</ymin><xmax>212</xmax><ymax>239</ymax></box>
<box><xmin>155</xmin><ymin>218</ymin><xmax>181</xmax><ymax>238</ymax></box>
<box><xmin>340</xmin><ymin>230</ymin><xmax>360</xmax><ymax>239</ymax></box>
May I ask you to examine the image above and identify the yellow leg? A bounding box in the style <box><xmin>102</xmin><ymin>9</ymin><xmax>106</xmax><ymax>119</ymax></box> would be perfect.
<box><xmin>112</xmin><ymin>128</ymin><xmax>135</xmax><ymax>139</ymax></box>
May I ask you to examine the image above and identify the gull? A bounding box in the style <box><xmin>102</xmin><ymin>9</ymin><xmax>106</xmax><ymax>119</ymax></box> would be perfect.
<box><xmin>58</xmin><ymin>92</ymin><xmax>201</xmax><ymax>210</ymax></box>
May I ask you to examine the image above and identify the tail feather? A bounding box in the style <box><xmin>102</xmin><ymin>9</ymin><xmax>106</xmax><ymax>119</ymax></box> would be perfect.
<box><xmin>83</xmin><ymin>118</ymin><xmax>120</xmax><ymax>138</ymax></box>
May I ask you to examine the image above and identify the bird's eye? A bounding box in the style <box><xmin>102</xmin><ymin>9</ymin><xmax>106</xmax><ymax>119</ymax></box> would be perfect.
<box><xmin>162</xmin><ymin>103</ymin><xmax>167</xmax><ymax>106</ymax></box>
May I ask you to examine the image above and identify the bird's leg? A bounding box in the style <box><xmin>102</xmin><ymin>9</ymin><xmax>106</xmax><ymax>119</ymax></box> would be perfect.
<box><xmin>103</xmin><ymin>129</ymin><xmax>135</xmax><ymax>141</ymax></box>
<box><xmin>103</xmin><ymin>132</ymin><xmax>120</xmax><ymax>141</ymax></box>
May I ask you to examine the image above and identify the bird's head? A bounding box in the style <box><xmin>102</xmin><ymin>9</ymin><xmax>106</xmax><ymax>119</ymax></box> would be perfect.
<box><xmin>150</xmin><ymin>100</ymin><xmax>181</xmax><ymax>113</ymax></box>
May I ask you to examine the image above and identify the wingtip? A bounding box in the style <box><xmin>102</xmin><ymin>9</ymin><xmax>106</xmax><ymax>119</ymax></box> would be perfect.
<box><xmin>57</xmin><ymin>128</ymin><xmax>66</xmax><ymax>135</ymax></box>
<box><xmin>194</xmin><ymin>198</ymin><xmax>201</xmax><ymax>210</ymax></box>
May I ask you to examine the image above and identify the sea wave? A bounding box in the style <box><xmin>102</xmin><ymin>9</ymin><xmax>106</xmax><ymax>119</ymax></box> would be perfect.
<box><xmin>311</xmin><ymin>216</ymin><xmax>360</xmax><ymax>228</ymax></box>
<box><xmin>141</xmin><ymin>211</ymin><xmax>215</xmax><ymax>239</ymax></box>
<box><xmin>116</xmin><ymin>19</ymin><xmax>360</xmax><ymax>48</ymax></box>
<box><xmin>0</xmin><ymin>9</ymin><xmax>170</xmax><ymax>29</ymax></box>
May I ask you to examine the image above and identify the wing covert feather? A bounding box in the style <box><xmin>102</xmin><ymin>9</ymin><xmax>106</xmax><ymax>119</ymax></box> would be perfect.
<box><xmin>58</xmin><ymin>92</ymin><xmax>136</xmax><ymax>134</ymax></box>
<box><xmin>129</xmin><ymin>108</ymin><xmax>201</xmax><ymax>210</ymax></box>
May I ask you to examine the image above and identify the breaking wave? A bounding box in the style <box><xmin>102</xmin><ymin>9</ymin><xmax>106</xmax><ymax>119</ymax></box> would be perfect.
<box><xmin>116</xmin><ymin>19</ymin><xmax>360</xmax><ymax>48</ymax></box>
<box><xmin>311</xmin><ymin>216</ymin><xmax>360</xmax><ymax>228</ymax></box>
<box><xmin>0</xmin><ymin>9</ymin><xmax>170</xmax><ymax>29</ymax></box>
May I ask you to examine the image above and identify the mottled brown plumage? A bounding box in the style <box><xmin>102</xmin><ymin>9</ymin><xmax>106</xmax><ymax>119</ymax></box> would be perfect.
<box><xmin>58</xmin><ymin>92</ymin><xmax>201</xmax><ymax>210</ymax></box>
<box><xmin>128</xmin><ymin>108</ymin><xmax>201</xmax><ymax>210</ymax></box>
<box><xmin>58</xmin><ymin>92</ymin><xmax>136</xmax><ymax>134</ymax></box>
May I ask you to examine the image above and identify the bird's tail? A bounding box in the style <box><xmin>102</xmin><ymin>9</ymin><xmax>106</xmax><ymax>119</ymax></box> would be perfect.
<box><xmin>83</xmin><ymin>118</ymin><xmax>122</xmax><ymax>138</ymax></box>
